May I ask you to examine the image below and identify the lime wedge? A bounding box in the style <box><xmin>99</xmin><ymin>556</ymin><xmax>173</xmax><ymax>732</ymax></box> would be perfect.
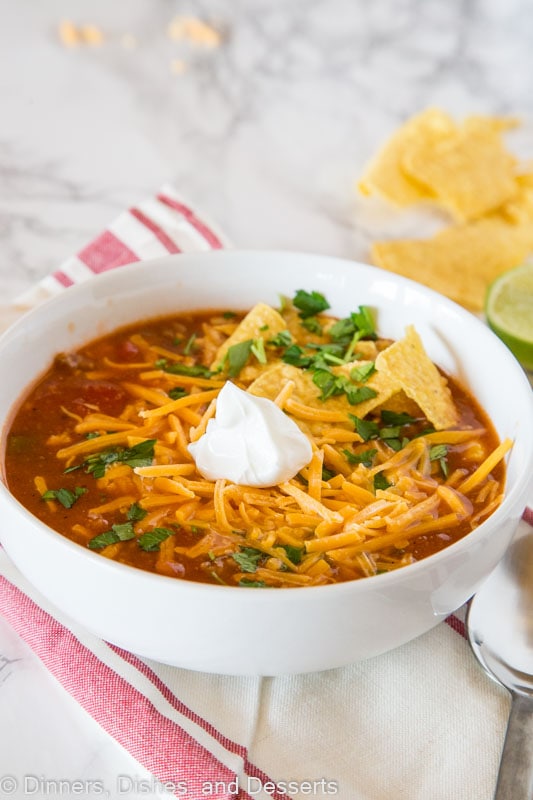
<box><xmin>485</xmin><ymin>262</ymin><xmax>533</xmax><ymax>370</ymax></box>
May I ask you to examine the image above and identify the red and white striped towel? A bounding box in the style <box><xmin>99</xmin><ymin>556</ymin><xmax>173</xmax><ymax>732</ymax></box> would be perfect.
<box><xmin>0</xmin><ymin>187</ymin><xmax>530</xmax><ymax>800</ymax></box>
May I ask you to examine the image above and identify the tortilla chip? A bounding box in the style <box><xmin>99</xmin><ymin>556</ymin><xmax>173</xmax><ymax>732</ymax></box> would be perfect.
<box><xmin>211</xmin><ymin>303</ymin><xmax>287</xmax><ymax>371</ymax></box>
<box><xmin>401</xmin><ymin>116</ymin><xmax>518</xmax><ymax>221</ymax></box>
<box><xmin>375</xmin><ymin>390</ymin><xmax>424</xmax><ymax>419</ymax></box>
<box><xmin>372</xmin><ymin>216</ymin><xmax>533</xmax><ymax>311</ymax></box>
<box><xmin>358</xmin><ymin>108</ymin><xmax>456</xmax><ymax>206</ymax></box>
<box><xmin>375</xmin><ymin>326</ymin><xmax>458</xmax><ymax>430</ymax></box>
<box><xmin>498</xmin><ymin>173</ymin><xmax>533</xmax><ymax>224</ymax></box>
<box><xmin>248</xmin><ymin>363</ymin><xmax>311</xmax><ymax>403</ymax></box>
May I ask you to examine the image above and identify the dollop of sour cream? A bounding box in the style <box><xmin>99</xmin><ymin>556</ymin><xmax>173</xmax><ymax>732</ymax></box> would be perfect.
<box><xmin>188</xmin><ymin>382</ymin><xmax>313</xmax><ymax>487</ymax></box>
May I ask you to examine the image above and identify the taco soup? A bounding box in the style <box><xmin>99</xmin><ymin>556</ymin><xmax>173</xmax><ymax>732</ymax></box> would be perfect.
<box><xmin>3</xmin><ymin>290</ymin><xmax>511</xmax><ymax>588</ymax></box>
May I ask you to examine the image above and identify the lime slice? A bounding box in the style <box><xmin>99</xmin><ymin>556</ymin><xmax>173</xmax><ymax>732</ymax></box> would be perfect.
<box><xmin>485</xmin><ymin>262</ymin><xmax>533</xmax><ymax>370</ymax></box>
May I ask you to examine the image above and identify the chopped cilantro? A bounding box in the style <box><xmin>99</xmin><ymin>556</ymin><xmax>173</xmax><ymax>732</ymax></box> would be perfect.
<box><xmin>226</xmin><ymin>339</ymin><xmax>253</xmax><ymax>377</ymax></box>
<box><xmin>301</xmin><ymin>316</ymin><xmax>323</xmax><ymax>335</ymax></box>
<box><xmin>232</xmin><ymin>546</ymin><xmax>264</xmax><ymax>573</ymax></box>
<box><xmin>312</xmin><ymin>369</ymin><xmax>346</xmax><ymax>401</ymax></box>
<box><xmin>382</xmin><ymin>437</ymin><xmax>404</xmax><ymax>452</ymax></box>
<box><xmin>329</xmin><ymin>306</ymin><xmax>376</xmax><ymax>347</ymax></box>
<box><xmin>168</xmin><ymin>387</ymin><xmax>187</xmax><ymax>400</ymax></box>
<box><xmin>226</xmin><ymin>337</ymin><xmax>270</xmax><ymax>375</ymax></box>
<box><xmin>156</xmin><ymin>358</ymin><xmax>213</xmax><ymax>378</ymax></box>
<box><xmin>380</xmin><ymin>410</ymin><xmax>417</xmax><ymax>426</ymax></box>
<box><xmin>430</xmin><ymin>444</ymin><xmax>448</xmax><ymax>460</ymax></box>
<box><xmin>88</xmin><ymin>522</ymin><xmax>135</xmax><ymax>550</ymax></box>
<box><xmin>344</xmin><ymin>385</ymin><xmax>378</xmax><ymax>405</ymax></box>
<box><xmin>374</xmin><ymin>473</ymin><xmax>392</xmax><ymax>491</ymax></box>
<box><xmin>277</xmin><ymin>544</ymin><xmax>304</xmax><ymax>565</ymax></box>
<box><xmin>250</xmin><ymin>337</ymin><xmax>267</xmax><ymax>364</ymax></box>
<box><xmin>350</xmin><ymin>362</ymin><xmax>376</xmax><ymax>383</ymax></box>
<box><xmin>380</xmin><ymin>426</ymin><xmax>402</xmax><ymax>440</ymax></box>
<box><xmin>165</xmin><ymin>362</ymin><xmax>213</xmax><ymax>378</ymax></box>
<box><xmin>282</xmin><ymin>344</ymin><xmax>314</xmax><ymax>368</ymax></box>
<box><xmin>349</xmin><ymin>415</ymin><xmax>380</xmax><ymax>441</ymax></box>
<box><xmin>66</xmin><ymin>439</ymin><xmax>156</xmax><ymax>479</ymax></box>
<box><xmin>342</xmin><ymin>448</ymin><xmax>377</xmax><ymax>466</ymax></box>
<box><xmin>239</xmin><ymin>578</ymin><xmax>267</xmax><ymax>588</ymax></box>
<box><xmin>268</xmin><ymin>330</ymin><xmax>292</xmax><ymax>348</ymax></box>
<box><xmin>127</xmin><ymin>502</ymin><xmax>147</xmax><ymax>522</ymax></box>
<box><xmin>138</xmin><ymin>527</ymin><xmax>175</xmax><ymax>552</ymax></box>
<box><xmin>430</xmin><ymin>444</ymin><xmax>449</xmax><ymax>477</ymax></box>
<box><xmin>41</xmin><ymin>486</ymin><xmax>86</xmax><ymax>509</ymax></box>
<box><xmin>293</xmin><ymin>289</ymin><xmax>330</xmax><ymax>318</ymax></box>
<box><xmin>183</xmin><ymin>334</ymin><xmax>197</xmax><ymax>355</ymax></box>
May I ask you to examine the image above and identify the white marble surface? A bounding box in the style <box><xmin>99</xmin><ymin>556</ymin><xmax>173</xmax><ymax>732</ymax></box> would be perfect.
<box><xmin>1</xmin><ymin>0</ymin><xmax>533</xmax><ymax>794</ymax></box>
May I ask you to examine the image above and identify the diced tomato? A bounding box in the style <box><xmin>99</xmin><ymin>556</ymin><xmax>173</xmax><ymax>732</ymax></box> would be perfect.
<box><xmin>35</xmin><ymin>378</ymin><xmax>128</xmax><ymax>417</ymax></box>
<box><xmin>115</xmin><ymin>339</ymin><xmax>141</xmax><ymax>362</ymax></box>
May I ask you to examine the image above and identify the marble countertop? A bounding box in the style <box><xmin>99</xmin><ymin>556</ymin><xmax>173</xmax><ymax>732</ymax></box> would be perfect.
<box><xmin>1</xmin><ymin>0</ymin><xmax>533</xmax><ymax>794</ymax></box>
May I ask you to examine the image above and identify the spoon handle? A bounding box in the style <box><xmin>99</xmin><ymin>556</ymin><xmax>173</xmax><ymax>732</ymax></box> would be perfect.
<box><xmin>494</xmin><ymin>692</ymin><xmax>533</xmax><ymax>799</ymax></box>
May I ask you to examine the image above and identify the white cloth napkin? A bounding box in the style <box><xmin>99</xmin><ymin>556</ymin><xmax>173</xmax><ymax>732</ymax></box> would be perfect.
<box><xmin>0</xmin><ymin>186</ymin><xmax>530</xmax><ymax>800</ymax></box>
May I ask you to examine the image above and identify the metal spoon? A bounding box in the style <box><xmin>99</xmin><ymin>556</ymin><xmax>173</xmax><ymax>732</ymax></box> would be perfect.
<box><xmin>467</xmin><ymin>522</ymin><xmax>533</xmax><ymax>799</ymax></box>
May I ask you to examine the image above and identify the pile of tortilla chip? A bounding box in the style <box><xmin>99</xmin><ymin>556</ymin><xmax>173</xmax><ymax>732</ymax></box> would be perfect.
<box><xmin>358</xmin><ymin>108</ymin><xmax>533</xmax><ymax>311</ymax></box>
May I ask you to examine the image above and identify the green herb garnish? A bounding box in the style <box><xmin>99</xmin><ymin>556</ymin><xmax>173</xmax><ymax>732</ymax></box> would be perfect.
<box><xmin>350</xmin><ymin>362</ymin><xmax>376</xmax><ymax>383</ymax></box>
<box><xmin>349</xmin><ymin>415</ymin><xmax>380</xmax><ymax>442</ymax></box>
<box><xmin>268</xmin><ymin>330</ymin><xmax>292</xmax><ymax>348</ymax></box>
<box><xmin>277</xmin><ymin>544</ymin><xmax>304</xmax><ymax>565</ymax></box>
<box><xmin>127</xmin><ymin>502</ymin><xmax>147</xmax><ymax>522</ymax></box>
<box><xmin>282</xmin><ymin>344</ymin><xmax>314</xmax><ymax>368</ymax></box>
<box><xmin>301</xmin><ymin>316</ymin><xmax>323</xmax><ymax>335</ymax></box>
<box><xmin>380</xmin><ymin>410</ymin><xmax>417</xmax><ymax>426</ymax></box>
<box><xmin>430</xmin><ymin>444</ymin><xmax>449</xmax><ymax>477</ymax></box>
<box><xmin>138</xmin><ymin>527</ymin><xmax>175</xmax><ymax>552</ymax></box>
<box><xmin>239</xmin><ymin>578</ymin><xmax>267</xmax><ymax>588</ymax></box>
<box><xmin>155</xmin><ymin>358</ymin><xmax>213</xmax><ymax>378</ymax></box>
<box><xmin>342</xmin><ymin>448</ymin><xmax>378</xmax><ymax>466</ymax></box>
<box><xmin>232</xmin><ymin>547</ymin><xmax>264</xmax><ymax>573</ymax></box>
<box><xmin>373</xmin><ymin>473</ymin><xmax>392</xmax><ymax>491</ymax></box>
<box><xmin>168</xmin><ymin>387</ymin><xmax>187</xmax><ymax>400</ymax></box>
<box><xmin>88</xmin><ymin>522</ymin><xmax>135</xmax><ymax>550</ymax></box>
<box><xmin>250</xmin><ymin>337</ymin><xmax>267</xmax><ymax>364</ymax></box>
<box><xmin>65</xmin><ymin>439</ymin><xmax>156</xmax><ymax>479</ymax></box>
<box><xmin>292</xmin><ymin>289</ymin><xmax>330</xmax><ymax>318</ymax></box>
<box><xmin>183</xmin><ymin>334</ymin><xmax>197</xmax><ymax>355</ymax></box>
<box><xmin>344</xmin><ymin>385</ymin><xmax>378</xmax><ymax>405</ymax></box>
<box><xmin>226</xmin><ymin>340</ymin><xmax>253</xmax><ymax>377</ymax></box>
<box><xmin>41</xmin><ymin>486</ymin><xmax>87</xmax><ymax>509</ymax></box>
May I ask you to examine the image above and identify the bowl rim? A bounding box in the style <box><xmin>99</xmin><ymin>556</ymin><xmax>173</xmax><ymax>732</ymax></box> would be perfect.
<box><xmin>1</xmin><ymin>249</ymin><xmax>532</xmax><ymax>597</ymax></box>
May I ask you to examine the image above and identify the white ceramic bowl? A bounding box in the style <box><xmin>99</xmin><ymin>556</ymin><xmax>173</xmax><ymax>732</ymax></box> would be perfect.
<box><xmin>0</xmin><ymin>251</ymin><xmax>532</xmax><ymax>676</ymax></box>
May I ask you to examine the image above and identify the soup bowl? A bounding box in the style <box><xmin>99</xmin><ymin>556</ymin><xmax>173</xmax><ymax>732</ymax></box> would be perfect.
<box><xmin>0</xmin><ymin>251</ymin><xmax>531</xmax><ymax>675</ymax></box>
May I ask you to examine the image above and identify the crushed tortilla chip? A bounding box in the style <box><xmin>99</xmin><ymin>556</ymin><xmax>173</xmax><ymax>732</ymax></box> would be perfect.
<box><xmin>401</xmin><ymin>115</ymin><xmax>518</xmax><ymax>221</ymax></box>
<box><xmin>248</xmin><ymin>363</ymin><xmax>315</xmax><ymax>403</ymax></box>
<box><xmin>359</xmin><ymin>108</ymin><xmax>533</xmax><ymax>308</ymax></box>
<box><xmin>211</xmin><ymin>303</ymin><xmax>287</xmax><ymax>371</ymax></box>
<box><xmin>358</xmin><ymin>108</ymin><xmax>457</xmax><ymax>206</ymax></box>
<box><xmin>375</xmin><ymin>326</ymin><xmax>458</xmax><ymax>430</ymax></box>
<box><xmin>371</xmin><ymin>216</ymin><xmax>533</xmax><ymax>311</ymax></box>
